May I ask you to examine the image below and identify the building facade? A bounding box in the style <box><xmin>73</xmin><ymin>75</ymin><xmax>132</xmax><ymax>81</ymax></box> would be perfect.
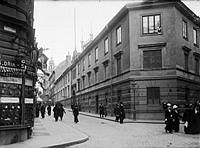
<box><xmin>0</xmin><ymin>0</ymin><xmax>36</xmax><ymax>145</ymax></box>
<box><xmin>53</xmin><ymin>0</ymin><xmax>200</xmax><ymax>120</ymax></box>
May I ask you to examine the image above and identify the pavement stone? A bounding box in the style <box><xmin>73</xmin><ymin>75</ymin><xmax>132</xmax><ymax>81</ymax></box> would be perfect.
<box><xmin>1</xmin><ymin>115</ymin><xmax>89</xmax><ymax>148</ymax></box>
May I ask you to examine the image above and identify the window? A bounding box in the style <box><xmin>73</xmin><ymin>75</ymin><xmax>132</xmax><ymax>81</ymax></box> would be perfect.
<box><xmin>95</xmin><ymin>47</ymin><xmax>98</xmax><ymax>62</ymax></box>
<box><xmin>88</xmin><ymin>72</ymin><xmax>91</xmax><ymax>86</ymax></box>
<box><xmin>104</xmin><ymin>65</ymin><xmax>108</xmax><ymax>80</ymax></box>
<box><xmin>116</xmin><ymin>57</ymin><xmax>121</xmax><ymax>75</ymax></box>
<box><xmin>94</xmin><ymin>70</ymin><xmax>98</xmax><ymax>83</ymax></box>
<box><xmin>104</xmin><ymin>38</ymin><xmax>109</xmax><ymax>55</ymax></box>
<box><xmin>4</xmin><ymin>26</ymin><xmax>16</xmax><ymax>33</ymax></box>
<box><xmin>83</xmin><ymin>59</ymin><xmax>85</xmax><ymax>71</ymax></box>
<box><xmin>193</xmin><ymin>28</ymin><xmax>198</xmax><ymax>46</ymax></box>
<box><xmin>72</xmin><ymin>68</ymin><xmax>76</xmax><ymax>80</ymax></box>
<box><xmin>195</xmin><ymin>58</ymin><xmax>199</xmax><ymax>74</ymax></box>
<box><xmin>143</xmin><ymin>50</ymin><xmax>162</xmax><ymax>69</ymax></box>
<box><xmin>182</xmin><ymin>20</ymin><xmax>188</xmax><ymax>39</ymax></box>
<box><xmin>116</xmin><ymin>26</ymin><xmax>122</xmax><ymax>45</ymax></box>
<box><xmin>77</xmin><ymin>79</ymin><xmax>80</xmax><ymax>91</ymax></box>
<box><xmin>147</xmin><ymin>87</ymin><xmax>160</xmax><ymax>104</ymax></box>
<box><xmin>78</xmin><ymin>64</ymin><xmax>80</xmax><ymax>75</ymax></box>
<box><xmin>82</xmin><ymin>76</ymin><xmax>85</xmax><ymax>89</ymax></box>
<box><xmin>88</xmin><ymin>53</ymin><xmax>91</xmax><ymax>67</ymax></box>
<box><xmin>142</xmin><ymin>14</ymin><xmax>161</xmax><ymax>34</ymax></box>
<box><xmin>184</xmin><ymin>53</ymin><xmax>189</xmax><ymax>71</ymax></box>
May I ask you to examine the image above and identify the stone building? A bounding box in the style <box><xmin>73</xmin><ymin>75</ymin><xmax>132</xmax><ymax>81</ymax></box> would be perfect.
<box><xmin>0</xmin><ymin>0</ymin><xmax>36</xmax><ymax>145</ymax></box>
<box><xmin>53</xmin><ymin>0</ymin><xmax>200</xmax><ymax>120</ymax></box>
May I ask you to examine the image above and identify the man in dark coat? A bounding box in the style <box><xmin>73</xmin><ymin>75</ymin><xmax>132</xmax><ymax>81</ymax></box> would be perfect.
<box><xmin>59</xmin><ymin>104</ymin><xmax>66</xmax><ymax>121</ymax></box>
<box><xmin>40</xmin><ymin>104</ymin><xmax>46</xmax><ymax>118</ymax></box>
<box><xmin>47</xmin><ymin>105</ymin><xmax>51</xmax><ymax>116</ymax></box>
<box><xmin>73</xmin><ymin>104</ymin><xmax>79</xmax><ymax>123</ymax></box>
<box><xmin>119</xmin><ymin>102</ymin><xmax>125</xmax><ymax>124</ymax></box>
<box><xmin>53</xmin><ymin>104</ymin><xmax>59</xmax><ymax>122</ymax></box>
<box><xmin>35</xmin><ymin>103</ymin><xmax>40</xmax><ymax>118</ymax></box>
<box><xmin>99</xmin><ymin>103</ymin><xmax>104</xmax><ymax>118</ymax></box>
<box><xmin>165</xmin><ymin>103</ymin><xmax>173</xmax><ymax>133</ymax></box>
<box><xmin>114</xmin><ymin>104</ymin><xmax>120</xmax><ymax>122</ymax></box>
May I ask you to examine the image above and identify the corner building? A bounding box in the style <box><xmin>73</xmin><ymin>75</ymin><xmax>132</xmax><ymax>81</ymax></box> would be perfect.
<box><xmin>56</xmin><ymin>0</ymin><xmax>200</xmax><ymax>120</ymax></box>
<box><xmin>0</xmin><ymin>0</ymin><xmax>36</xmax><ymax>145</ymax></box>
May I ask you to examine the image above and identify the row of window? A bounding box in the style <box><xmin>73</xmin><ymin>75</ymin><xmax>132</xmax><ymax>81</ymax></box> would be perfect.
<box><xmin>182</xmin><ymin>20</ymin><xmax>198</xmax><ymax>46</ymax></box>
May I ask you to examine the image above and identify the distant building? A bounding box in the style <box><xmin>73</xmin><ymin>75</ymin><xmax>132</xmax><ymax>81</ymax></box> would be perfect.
<box><xmin>48</xmin><ymin>57</ymin><xmax>55</xmax><ymax>74</ymax></box>
<box><xmin>53</xmin><ymin>0</ymin><xmax>200</xmax><ymax>120</ymax></box>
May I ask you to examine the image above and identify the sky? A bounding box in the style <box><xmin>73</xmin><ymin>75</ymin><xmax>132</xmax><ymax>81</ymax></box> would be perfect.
<box><xmin>33</xmin><ymin>0</ymin><xmax>200</xmax><ymax>66</ymax></box>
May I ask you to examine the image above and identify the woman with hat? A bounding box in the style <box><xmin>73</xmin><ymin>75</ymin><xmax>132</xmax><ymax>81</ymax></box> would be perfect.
<box><xmin>165</xmin><ymin>103</ymin><xmax>173</xmax><ymax>133</ymax></box>
<box><xmin>172</xmin><ymin>104</ymin><xmax>181</xmax><ymax>132</ymax></box>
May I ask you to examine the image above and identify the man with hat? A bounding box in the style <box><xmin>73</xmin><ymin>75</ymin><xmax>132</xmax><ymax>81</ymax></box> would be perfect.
<box><xmin>165</xmin><ymin>103</ymin><xmax>173</xmax><ymax>133</ymax></box>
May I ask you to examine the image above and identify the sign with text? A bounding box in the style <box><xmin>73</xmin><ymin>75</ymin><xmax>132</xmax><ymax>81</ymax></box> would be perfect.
<box><xmin>0</xmin><ymin>97</ymin><xmax>19</xmax><ymax>103</ymax></box>
<box><xmin>25</xmin><ymin>98</ymin><xmax>34</xmax><ymax>104</ymax></box>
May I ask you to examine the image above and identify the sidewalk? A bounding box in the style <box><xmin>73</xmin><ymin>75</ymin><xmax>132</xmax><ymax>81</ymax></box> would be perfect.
<box><xmin>1</xmin><ymin>115</ymin><xmax>89</xmax><ymax>148</ymax></box>
<box><xmin>72</xmin><ymin>110</ymin><xmax>184</xmax><ymax>124</ymax></box>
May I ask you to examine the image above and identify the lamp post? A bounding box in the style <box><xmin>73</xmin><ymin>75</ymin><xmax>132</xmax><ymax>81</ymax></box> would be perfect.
<box><xmin>131</xmin><ymin>81</ymin><xmax>136</xmax><ymax>120</ymax></box>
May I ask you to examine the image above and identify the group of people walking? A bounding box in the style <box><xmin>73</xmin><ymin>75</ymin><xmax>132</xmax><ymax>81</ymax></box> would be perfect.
<box><xmin>114</xmin><ymin>102</ymin><xmax>125</xmax><ymax>124</ymax></box>
<box><xmin>99</xmin><ymin>103</ymin><xmax>107</xmax><ymax>118</ymax></box>
<box><xmin>164</xmin><ymin>101</ymin><xmax>200</xmax><ymax>134</ymax></box>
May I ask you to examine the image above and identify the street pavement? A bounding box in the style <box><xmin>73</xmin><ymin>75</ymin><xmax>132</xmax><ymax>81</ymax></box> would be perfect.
<box><xmin>66</xmin><ymin>109</ymin><xmax>200</xmax><ymax>148</ymax></box>
<box><xmin>1</xmin><ymin>108</ymin><xmax>200</xmax><ymax>148</ymax></box>
<box><xmin>1</xmin><ymin>112</ymin><xmax>88</xmax><ymax>148</ymax></box>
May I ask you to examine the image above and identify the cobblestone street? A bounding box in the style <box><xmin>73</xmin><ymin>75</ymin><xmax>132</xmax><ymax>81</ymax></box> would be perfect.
<box><xmin>63</xmin><ymin>111</ymin><xmax>200</xmax><ymax>148</ymax></box>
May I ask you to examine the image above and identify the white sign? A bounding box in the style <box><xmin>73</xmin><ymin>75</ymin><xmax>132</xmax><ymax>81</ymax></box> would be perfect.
<box><xmin>0</xmin><ymin>97</ymin><xmax>19</xmax><ymax>103</ymax></box>
<box><xmin>4</xmin><ymin>26</ymin><xmax>16</xmax><ymax>33</ymax></box>
<box><xmin>25</xmin><ymin>98</ymin><xmax>33</xmax><ymax>104</ymax></box>
<box><xmin>25</xmin><ymin>79</ymin><xmax>33</xmax><ymax>86</ymax></box>
<box><xmin>0</xmin><ymin>77</ymin><xmax>22</xmax><ymax>84</ymax></box>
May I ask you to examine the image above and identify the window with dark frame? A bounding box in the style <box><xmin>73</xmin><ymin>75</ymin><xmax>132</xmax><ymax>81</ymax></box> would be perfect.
<box><xmin>116</xmin><ymin>56</ymin><xmax>121</xmax><ymax>75</ymax></box>
<box><xmin>116</xmin><ymin>26</ymin><xmax>122</xmax><ymax>45</ymax></box>
<box><xmin>88</xmin><ymin>72</ymin><xmax>91</xmax><ymax>86</ymax></box>
<box><xmin>77</xmin><ymin>79</ymin><xmax>80</xmax><ymax>91</ymax></box>
<box><xmin>193</xmin><ymin>28</ymin><xmax>198</xmax><ymax>46</ymax></box>
<box><xmin>147</xmin><ymin>87</ymin><xmax>160</xmax><ymax>104</ymax></box>
<box><xmin>95</xmin><ymin>47</ymin><xmax>98</xmax><ymax>62</ymax></box>
<box><xmin>142</xmin><ymin>14</ymin><xmax>161</xmax><ymax>35</ymax></box>
<box><xmin>83</xmin><ymin>58</ymin><xmax>85</xmax><ymax>71</ymax></box>
<box><xmin>82</xmin><ymin>76</ymin><xmax>85</xmax><ymax>89</ymax></box>
<box><xmin>195</xmin><ymin>57</ymin><xmax>199</xmax><ymax>74</ymax></box>
<box><xmin>104</xmin><ymin>37</ymin><xmax>109</xmax><ymax>55</ymax></box>
<box><xmin>94</xmin><ymin>69</ymin><xmax>98</xmax><ymax>83</ymax></box>
<box><xmin>78</xmin><ymin>64</ymin><xmax>80</xmax><ymax>75</ymax></box>
<box><xmin>104</xmin><ymin>64</ymin><xmax>108</xmax><ymax>80</ymax></box>
<box><xmin>143</xmin><ymin>50</ymin><xmax>162</xmax><ymax>69</ymax></box>
<box><xmin>88</xmin><ymin>53</ymin><xmax>91</xmax><ymax>67</ymax></box>
<box><xmin>184</xmin><ymin>52</ymin><xmax>189</xmax><ymax>71</ymax></box>
<box><xmin>182</xmin><ymin>20</ymin><xmax>188</xmax><ymax>40</ymax></box>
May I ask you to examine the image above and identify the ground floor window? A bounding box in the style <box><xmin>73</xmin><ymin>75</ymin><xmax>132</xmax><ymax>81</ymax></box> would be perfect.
<box><xmin>147</xmin><ymin>87</ymin><xmax>160</xmax><ymax>104</ymax></box>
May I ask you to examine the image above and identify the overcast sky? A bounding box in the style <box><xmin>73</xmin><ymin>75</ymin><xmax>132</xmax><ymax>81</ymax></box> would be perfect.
<box><xmin>33</xmin><ymin>1</ymin><xmax>200</xmax><ymax>66</ymax></box>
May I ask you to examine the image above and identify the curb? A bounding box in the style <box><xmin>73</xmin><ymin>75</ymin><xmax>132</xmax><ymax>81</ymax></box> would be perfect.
<box><xmin>43</xmin><ymin>136</ymin><xmax>89</xmax><ymax>148</ymax></box>
<box><xmin>72</xmin><ymin>111</ymin><xmax>184</xmax><ymax>125</ymax></box>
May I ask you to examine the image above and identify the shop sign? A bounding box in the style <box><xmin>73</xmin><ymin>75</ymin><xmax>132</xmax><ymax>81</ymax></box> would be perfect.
<box><xmin>0</xmin><ymin>97</ymin><xmax>19</xmax><ymax>103</ymax></box>
<box><xmin>25</xmin><ymin>98</ymin><xmax>33</xmax><ymax>104</ymax></box>
<box><xmin>0</xmin><ymin>76</ymin><xmax>22</xmax><ymax>84</ymax></box>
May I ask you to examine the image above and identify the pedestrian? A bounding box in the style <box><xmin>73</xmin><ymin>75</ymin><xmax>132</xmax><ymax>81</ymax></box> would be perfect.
<box><xmin>172</xmin><ymin>104</ymin><xmax>181</xmax><ymax>132</ymax></box>
<box><xmin>40</xmin><ymin>104</ymin><xmax>46</xmax><ymax>118</ymax></box>
<box><xmin>99</xmin><ymin>103</ymin><xmax>104</xmax><ymax>118</ymax></box>
<box><xmin>35</xmin><ymin>103</ymin><xmax>40</xmax><ymax>118</ymax></box>
<box><xmin>73</xmin><ymin>103</ymin><xmax>79</xmax><ymax>123</ymax></box>
<box><xmin>53</xmin><ymin>104</ymin><xmax>59</xmax><ymax>122</ymax></box>
<box><xmin>119</xmin><ymin>102</ymin><xmax>125</xmax><ymax>124</ymax></box>
<box><xmin>114</xmin><ymin>104</ymin><xmax>120</xmax><ymax>122</ymax></box>
<box><xmin>47</xmin><ymin>105</ymin><xmax>51</xmax><ymax>116</ymax></box>
<box><xmin>59</xmin><ymin>104</ymin><xmax>66</xmax><ymax>121</ymax></box>
<box><xmin>164</xmin><ymin>103</ymin><xmax>173</xmax><ymax>133</ymax></box>
<box><xmin>104</xmin><ymin>105</ymin><xmax>107</xmax><ymax>117</ymax></box>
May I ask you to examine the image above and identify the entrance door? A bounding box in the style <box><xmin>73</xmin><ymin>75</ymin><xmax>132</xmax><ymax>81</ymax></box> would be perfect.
<box><xmin>96</xmin><ymin>95</ymin><xmax>98</xmax><ymax>113</ymax></box>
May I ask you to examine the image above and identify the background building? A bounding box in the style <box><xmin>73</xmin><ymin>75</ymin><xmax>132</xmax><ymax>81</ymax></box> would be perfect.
<box><xmin>52</xmin><ymin>0</ymin><xmax>200</xmax><ymax>120</ymax></box>
<box><xmin>0</xmin><ymin>0</ymin><xmax>36</xmax><ymax>145</ymax></box>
